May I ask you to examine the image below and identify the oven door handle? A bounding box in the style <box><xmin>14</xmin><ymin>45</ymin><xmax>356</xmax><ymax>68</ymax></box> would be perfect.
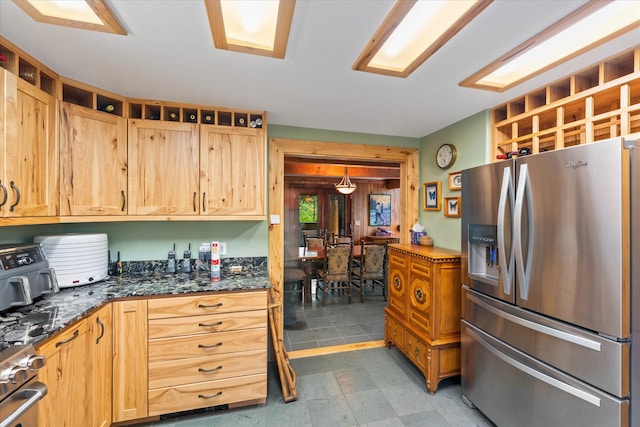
<box><xmin>0</xmin><ymin>381</ymin><xmax>47</xmax><ymax>427</ymax></box>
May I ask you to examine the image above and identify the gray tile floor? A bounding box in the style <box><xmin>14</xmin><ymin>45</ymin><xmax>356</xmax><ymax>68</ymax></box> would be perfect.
<box><xmin>283</xmin><ymin>283</ymin><xmax>387</xmax><ymax>351</ymax></box>
<box><xmin>143</xmin><ymin>347</ymin><xmax>493</xmax><ymax>426</ymax></box>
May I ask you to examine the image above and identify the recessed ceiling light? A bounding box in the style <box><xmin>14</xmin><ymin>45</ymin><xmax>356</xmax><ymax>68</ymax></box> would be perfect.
<box><xmin>353</xmin><ymin>0</ymin><xmax>492</xmax><ymax>78</ymax></box>
<box><xmin>13</xmin><ymin>0</ymin><xmax>126</xmax><ymax>35</ymax></box>
<box><xmin>460</xmin><ymin>0</ymin><xmax>640</xmax><ymax>91</ymax></box>
<box><xmin>205</xmin><ymin>0</ymin><xmax>296</xmax><ymax>59</ymax></box>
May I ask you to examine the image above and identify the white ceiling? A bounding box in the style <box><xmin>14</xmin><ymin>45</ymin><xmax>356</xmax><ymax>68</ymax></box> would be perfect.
<box><xmin>1</xmin><ymin>0</ymin><xmax>638</xmax><ymax>139</ymax></box>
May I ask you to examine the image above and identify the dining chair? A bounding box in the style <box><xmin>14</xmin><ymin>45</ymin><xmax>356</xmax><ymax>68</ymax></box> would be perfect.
<box><xmin>334</xmin><ymin>235</ymin><xmax>353</xmax><ymax>245</ymax></box>
<box><xmin>351</xmin><ymin>241</ymin><xmax>388</xmax><ymax>302</ymax></box>
<box><xmin>316</xmin><ymin>240</ymin><xmax>353</xmax><ymax>306</ymax></box>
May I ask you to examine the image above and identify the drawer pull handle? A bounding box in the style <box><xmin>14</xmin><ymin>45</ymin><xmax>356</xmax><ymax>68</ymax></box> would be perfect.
<box><xmin>198</xmin><ymin>391</ymin><xmax>222</xmax><ymax>399</ymax></box>
<box><xmin>198</xmin><ymin>342</ymin><xmax>223</xmax><ymax>349</ymax></box>
<box><xmin>199</xmin><ymin>365</ymin><xmax>223</xmax><ymax>373</ymax></box>
<box><xmin>198</xmin><ymin>302</ymin><xmax>223</xmax><ymax>309</ymax></box>
<box><xmin>414</xmin><ymin>347</ymin><xmax>420</xmax><ymax>356</ymax></box>
<box><xmin>198</xmin><ymin>321</ymin><xmax>223</xmax><ymax>327</ymax></box>
<box><xmin>56</xmin><ymin>330</ymin><xmax>79</xmax><ymax>347</ymax></box>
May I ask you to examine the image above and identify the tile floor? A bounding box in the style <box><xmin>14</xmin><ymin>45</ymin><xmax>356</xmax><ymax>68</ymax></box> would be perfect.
<box><xmin>140</xmin><ymin>286</ymin><xmax>495</xmax><ymax>426</ymax></box>
<box><xmin>283</xmin><ymin>284</ymin><xmax>387</xmax><ymax>351</ymax></box>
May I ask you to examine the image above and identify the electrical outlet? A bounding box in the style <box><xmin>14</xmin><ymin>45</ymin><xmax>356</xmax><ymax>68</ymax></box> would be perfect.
<box><xmin>219</xmin><ymin>242</ymin><xmax>227</xmax><ymax>256</ymax></box>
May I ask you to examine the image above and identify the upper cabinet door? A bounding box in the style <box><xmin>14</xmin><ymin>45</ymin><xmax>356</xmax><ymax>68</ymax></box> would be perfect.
<box><xmin>60</xmin><ymin>102</ymin><xmax>127</xmax><ymax>216</ymax></box>
<box><xmin>128</xmin><ymin>119</ymin><xmax>199</xmax><ymax>216</ymax></box>
<box><xmin>200</xmin><ymin>126</ymin><xmax>265</xmax><ymax>218</ymax></box>
<box><xmin>1</xmin><ymin>70</ymin><xmax>58</xmax><ymax>218</ymax></box>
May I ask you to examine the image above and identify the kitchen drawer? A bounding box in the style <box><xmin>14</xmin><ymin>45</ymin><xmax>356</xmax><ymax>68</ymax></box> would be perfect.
<box><xmin>405</xmin><ymin>329</ymin><xmax>429</xmax><ymax>373</ymax></box>
<box><xmin>384</xmin><ymin>310</ymin><xmax>405</xmax><ymax>351</ymax></box>
<box><xmin>148</xmin><ymin>373</ymin><xmax>267</xmax><ymax>416</ymax></box>
<box><xmin>148</xmin><ymin>290</ymin><xmax>267</xmax><ymax>319</ymax></box>
<box><xmin>148</xmin><ymin>309</ymin><xmax>266</xmax><ymax>339</ymax></box>
<box><xmin>149</xmin><ymin>349</ymin><xmax>266</xmax><ymax>389</ymax></box>
<box><xmin>148</xmin><ymin>328</ymin><xmax>267</xmax><ymax>362</ymax></box>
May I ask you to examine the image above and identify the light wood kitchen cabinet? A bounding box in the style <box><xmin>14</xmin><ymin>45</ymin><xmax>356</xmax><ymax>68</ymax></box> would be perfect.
<box><xmin>200</xmin><ymin>126</ymin><xmax>265</xmax><ymax>218</ymax></box>
<box><xmin>0</xmin><ymin>68</ymin><xmax>58</xmax><ymax>223</ymax></box>
<box><xmin>112</xmin><ymin>299</ymin><xmax>148</xmax><ymax>423</ymax></box>
<box><xmin>90</xmin><ymin>304</ymin><xmax>112</xmax><ymax>427</ymax></box>
<box><xmin>36</xmin><ymin>317</ymin><xmax>91</xmax><ymax>427</ymax></box>
<box><xmin>59</xmin><ymin>102</ymin><xmax>127</xmax><ymax>216</ymax></box>
<box><xmin>146</xmin><ymin>290</ymin><xmax>268</xmax><ymax>416</ymax></box>
<box><xmin>384</xmin><ymin>244</ymin><xmax>461</xmax><ymax>394</ymax></box>
<box><xmin>127</xmin><ymin>119</ymin><xmax>200</xmax><ymax>215</ymax></box>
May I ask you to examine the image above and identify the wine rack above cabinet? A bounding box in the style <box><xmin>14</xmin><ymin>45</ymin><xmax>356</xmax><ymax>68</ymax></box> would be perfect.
<box><xmin>126</xmin><ymin>99</ymin><xmax>264</xmax><ymax>128</ymax></box>
<box><xmin>0</xmin><ymin>36</ymin><xmax>58</xmax><ymax>97</ymax></box>
<box><xmin>492</xmin><ymin>46</ymin><xmax>640</xmax><ymax>159</ymax></box>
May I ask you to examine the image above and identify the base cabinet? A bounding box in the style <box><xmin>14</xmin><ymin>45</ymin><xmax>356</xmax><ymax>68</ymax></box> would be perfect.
<box><xmin>36</xmin><ymin>317</ymin><xmax>91</xmax><ymax>427</ymax></box>
<box><xmin>112</xmin><ymin>299</ymin><xmax>148</xmax><ymax>423</ymax></box>
<box><xmin>147</xmin><ymin>290</ymin><xmax>268</xmax><ymax>416</ymax></box>
<box><xmin>91</xmin><ymin>304</ymin><xmax>113</xmax><ymax>427</ymax></box>
<box><xmin>385</xmin><ymin>244</ymin><xmax>461</xmax><ymax>394</ymax></box>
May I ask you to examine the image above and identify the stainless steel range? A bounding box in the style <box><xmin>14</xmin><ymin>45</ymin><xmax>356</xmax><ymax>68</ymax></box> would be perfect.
<box><xmin>0</xmin><ymin>344</ymin><xmax>47</xmax><ymax>427</ymax></box>
<box><xmin>0</xmin><ymin>244</ymin><xmax>59</xmax><ymax>312</ymax></box>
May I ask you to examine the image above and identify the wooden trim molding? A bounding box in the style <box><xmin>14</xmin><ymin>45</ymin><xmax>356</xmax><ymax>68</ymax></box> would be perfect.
<box><xmin>268</xmin><ymin>137</ymin><xmax>419</xmax><ymax>338</ymax></box>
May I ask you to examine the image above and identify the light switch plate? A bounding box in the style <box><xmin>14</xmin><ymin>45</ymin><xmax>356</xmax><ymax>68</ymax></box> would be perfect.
<box><xmin>219</xmin><ymin>242</ymin><xmax>227</xmax><ymax>255</ymax></box>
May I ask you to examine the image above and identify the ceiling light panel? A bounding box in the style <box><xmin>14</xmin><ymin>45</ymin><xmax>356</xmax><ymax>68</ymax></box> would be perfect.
<box><xmin>205</xmin><ymin>0</ymin><xmax>296</xmax><ymax>59</ymax></box>
<box><xmin>353</xmin><ymin>0</ymin><xmax>493</xmax><ymax>78</ymax></box>
<box><xmin>461</xmin><ymin>1</ymin><xmax>640</xmax><ymax>91</ymax></box>
<box><xmin>13</xmin><ymin>0</ymin><xmax>126</xmax><ymax>35</ymax></box>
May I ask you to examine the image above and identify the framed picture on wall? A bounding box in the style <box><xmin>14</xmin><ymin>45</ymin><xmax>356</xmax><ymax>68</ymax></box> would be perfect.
<box><xmin>448</xmin><ymin>171</ymin><xmax>462</xmax><ymax>191</ymax></box>
<box><xmin>423</xmin><ymin>181</ymin><xmax>441</xmax><ymax>211</ymax></box>
<box><xmin>444</xmin><ymin>196</ymin><xmax>461</xmax><ymax>217</ymax></box>
<box><xmin>369</xmin><ymin>194</ymin><xmax>391</xmax><ymax>226</ymax></box>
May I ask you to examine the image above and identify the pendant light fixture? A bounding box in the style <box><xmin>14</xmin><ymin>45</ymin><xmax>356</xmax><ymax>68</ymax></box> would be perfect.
<box><xmin>335</xmin><ymin>167</ymin><xmax>357</xmax><ymax>195</ymax></box>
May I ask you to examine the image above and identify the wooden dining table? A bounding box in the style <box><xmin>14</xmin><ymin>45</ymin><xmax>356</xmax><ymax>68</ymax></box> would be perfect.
<box><xmin>295</xmin><ymin>245</ymin><xmax>362</xmax><ymax>303</ymax></box>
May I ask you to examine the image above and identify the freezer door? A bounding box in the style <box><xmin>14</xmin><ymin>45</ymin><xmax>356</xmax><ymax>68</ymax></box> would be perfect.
<box><xmin>461</xmin><ymin>160</ymin><xmax>515</xmax><ymax>304</ymax></box>
<box><xmin>462</xmin><ymin>321</ymin><xmax>628</xmax><ymax>427</ymax></box>
<box><xmin>514</xmin><ymin>137</ymin><xmax>629</xmax><ymax>339</ymax></box>
<box><xmin>462</xmin><ymin>287</ymin><xmax>628</xmax><ymax>398</ymax></box>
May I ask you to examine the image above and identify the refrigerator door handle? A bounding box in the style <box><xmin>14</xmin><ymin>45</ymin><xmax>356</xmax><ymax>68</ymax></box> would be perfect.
<box><xmin>497</xmin><ymin>166</ymin><xmax>514</xmax><ymax>296</ymax></box>
<box><xmin>466</xmin><ymin>325</ymin><xmax>602</xmax><ymax>407</ymax></box>
<box><xmin>514</xmin><ymin>164</ymin><xmax>534</xmax><ymax>300</ymax></box>
<box><xmin>466</xmin><ymin>292</ymin><xmax>602</xmax><ymax>351</ymax></box>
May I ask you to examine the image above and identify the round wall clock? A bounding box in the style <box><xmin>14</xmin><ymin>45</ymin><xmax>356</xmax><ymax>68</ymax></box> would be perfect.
<box><xmin>436</xmin><ymin>143</ymin><xmax>457</xmax><ymax>169</ymax></box>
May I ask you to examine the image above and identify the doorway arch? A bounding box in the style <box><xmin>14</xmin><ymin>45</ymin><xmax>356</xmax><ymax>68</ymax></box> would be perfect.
<box><xmin>268</xmin><ymin>138</ymin><xmax>419</xmax><ymax>326</ymax></box>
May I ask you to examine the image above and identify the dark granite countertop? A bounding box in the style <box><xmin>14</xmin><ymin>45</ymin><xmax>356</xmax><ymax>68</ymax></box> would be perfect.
<box><xmin>0</xmin><ymin>265</ymin><xmax>270</xmax><ymax>352</ymax></box>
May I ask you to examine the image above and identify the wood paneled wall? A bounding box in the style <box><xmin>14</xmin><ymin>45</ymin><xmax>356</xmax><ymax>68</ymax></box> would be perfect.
<box><xmin>284</xmin><ymin>178</ymin><xmax>400</xmax><ymax>244</ymax></box>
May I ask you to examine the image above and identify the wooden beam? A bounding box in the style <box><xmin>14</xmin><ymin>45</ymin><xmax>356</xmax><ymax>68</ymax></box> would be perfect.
<box><xmin>284</xmin><ymin>163</ymin><xmax>400</xmax><ymax>179</ymax></box>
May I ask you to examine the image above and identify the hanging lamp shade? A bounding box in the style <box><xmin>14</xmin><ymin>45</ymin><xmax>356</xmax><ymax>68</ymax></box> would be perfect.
<box><xmin>335</xmin><ymin>167</ymin><xmax>357</xmax><ymax>195</ymax></box>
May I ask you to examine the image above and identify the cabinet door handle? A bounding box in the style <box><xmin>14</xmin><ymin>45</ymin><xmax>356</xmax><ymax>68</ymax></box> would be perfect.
<box><xmin>198</xmin><ymin>391</ymin><xmax>222</xmax><ymax>399</ymax></box>
<box><xmin>198</xmin><ymin>365</ymin><xmax>223</xmax><ymax>373</ymax></box>
<box><xmin>198</xmin><ymin>302</ymin><xmax>223</xmax><ymax>309</ymax></box>
<box><xmin>202</xmin><ymin>192</ymin><xmax>206</xmax><ymax>212</ymax></box>
<box><xmin>193</xmin><ymin>191</ymin><xmax>197</xmax><ymax>212</ymax></box>
<box><xmin>120</xmin><ymin>190</ymin><xmax>126</xmax><ymax>212</ymax></box>
<box><xmin>55</xmin><ymin>330</ymin><xmax>79</xmax><ymax>347</ymax></box>
<box><xmin>9</xmin><ymin>181</ymin><xmax>20</xmax><ymax>212</ymax></box>
<box><xmin>96</xmin><ymin>317</ymin><xmax>105</xmax><ymax>344</ymax></box>
<box><xmin>198</xmin><ymin>321</ymin><xmax>223</xmax><ymax>327</ymax></box>
<box><xmin>198</xmin><ymin>342</ymin><xmax>223</xmax><ymax>349</ymax></box>
<box><xmin>0</xmin><ymin>181</ymin><xmax>7</xmax><ymax>209</ymax></box>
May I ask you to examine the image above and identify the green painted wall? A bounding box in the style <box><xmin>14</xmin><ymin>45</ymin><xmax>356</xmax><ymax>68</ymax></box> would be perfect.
<box><xmin>0</xmin><ymin>125</ymin><xmax>419</xmax><ymax>260</ymax></box>
<box><xmin>419</xmin><ymin>110</ymin><xmax>491</xmax><ymax>251</ymax></box>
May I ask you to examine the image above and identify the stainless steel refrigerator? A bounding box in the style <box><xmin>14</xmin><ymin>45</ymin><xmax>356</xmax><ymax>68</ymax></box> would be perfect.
<box><xmin>460</xmin><ymin>136</ymin><xmax>639</xmax><ymax>427</ymax></box>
